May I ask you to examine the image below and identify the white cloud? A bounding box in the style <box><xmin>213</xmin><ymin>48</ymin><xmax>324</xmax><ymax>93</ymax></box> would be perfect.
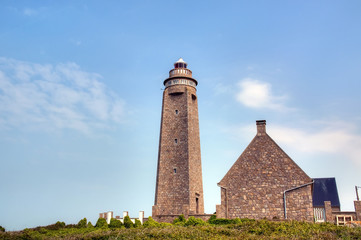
<box><xmin>230</xmin><ymin>121</ymin><xmax>361</xmax><ymax>167</ymax></box>
<box><xmin>23</xmin><ymin>8</ymin><xmax>38</xmax><ymax>16</ymax></box>
<box><xmin>236</xmin><ymin>78</ymin><xmax>290</xmax><ymax>111</ymax></box>
<box><xmin>269</xmin><ymin>122</ymin><xmax>361</xmax><ymax>167</ymax></box>
<box><xmin>0</xmin><ymin>57</ymin><xmax>125</xmax><ymax>134</ymax></box>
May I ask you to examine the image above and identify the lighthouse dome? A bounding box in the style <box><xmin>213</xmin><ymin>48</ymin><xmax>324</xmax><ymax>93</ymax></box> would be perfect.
<box><xmin>174</xmin><ymin>57</ymin><xmax>187</xmax><ymax>69</ymax></box>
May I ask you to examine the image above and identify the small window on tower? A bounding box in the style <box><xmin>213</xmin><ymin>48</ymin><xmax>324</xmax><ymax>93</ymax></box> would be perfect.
<box><xmin>175</xmin><ymin>110</ymin><xmax>179</xmax><ymax>115</ymax></box>
<box><xmin>174</xmin><ymin>139</ymin><xmax>178</xmax><ymax>144</ymax></box>
<box><xmin>173</xmin><ymin>168</ymin><xmax>177</xmax><ymax>173</ymax></box>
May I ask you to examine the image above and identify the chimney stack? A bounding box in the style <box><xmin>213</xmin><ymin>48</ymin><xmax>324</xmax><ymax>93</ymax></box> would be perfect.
<box><xmin>256</xmin><ymin>120</ymin><xmax>266</xmax><ymax>136</ymax></box>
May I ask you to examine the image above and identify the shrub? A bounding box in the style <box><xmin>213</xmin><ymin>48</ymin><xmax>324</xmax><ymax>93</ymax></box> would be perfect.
<box><xmin>56</xmin><ymin>221</ymin><xmax>66</xmax><ymax>228</ymax></box>
<box><xmin>134</xmin><ymin>219</ymin><xmax>142</xmax><ymax>228</ymax></box>
<box><xmin>159</xmin><ymin>222</ymin><xmax>172</xmax><ymax>227</ymax></box>
<box><xmin>123</xmin><ymin>216</ymin><xmax>134</xmax><ymax>228</ymax></box>
<box><xmin>65</xmin><ymin>224</ymin><xmax>77</xmax><ymax>228</ymax></box>
<box><xmin>0</xmin><ymin>226</ymin><xmax>5</xmax><ymax>232</ymax></box>
<box><xmin>87</xmin><ymin>221</ymin><xmax>93</xmax><ymax>228</ymax></box>
<box><xmin>109</xmin><ymin>218</ymin><xmax>123</xmax><ymax>228</ymax></box>
<box><xmin>77</xmin><ymin>218</ymin><xmax>87</xmax><ymax>228</ymax></box>
<box><xmin>95</xmin><ymin>218</ymin><xmax>108</xmax><ymax>228</ymax></box>
<box><xmin>173</xmin><ymin>214</ymin><xmax>187</xmax><ymax>225</ymax></box>
<box><xmin>43</xmin><ymin>221</ymin><xmax>66</xmax><ymax>230</ymax></box>
<box><xmin>185</xmin><ymin>216</ymin><xmax>206</xmax><ymax>226</ymax></box>
<box><xmin>207</xmin><ymin>214</ymin><xmax>217</xmax><ymax>224</ymax></box>
<box><xmin>143</xmin><ymin>216</ymin><xmax>159</xmax><ymax>227</ymax></box>
<box><xmin>37</xmin><ymin>227</ymin><xmax>47</xmax><ymax>234</ymax></box>
<box><xmin>232</xmin><ymin>218</ymin><xmax>242</xmax><ymax>224</ymax></box>
<box><xmin>209</xmin><ymin>218</ymin><xmax>233</xmax><ymax>225</ymax></box>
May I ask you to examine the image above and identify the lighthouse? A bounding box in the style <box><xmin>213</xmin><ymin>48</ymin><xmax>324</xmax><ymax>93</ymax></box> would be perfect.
<box><xmin>152</xmin><ymin>58</ymin><xmax>204</xmax><ymax>221</ymax></box>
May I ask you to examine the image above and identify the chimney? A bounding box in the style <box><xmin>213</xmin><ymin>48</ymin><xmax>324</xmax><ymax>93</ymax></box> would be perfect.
<box><xmin>256</xmin><ymin>120</ymin><xmax>266</xmax><ymax>136</ymax></box>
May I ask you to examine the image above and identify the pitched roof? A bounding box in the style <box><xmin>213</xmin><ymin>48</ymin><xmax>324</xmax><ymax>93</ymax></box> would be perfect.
<box><xmin>218</xmin><ymin>121</ymin><xmax>311</xmax><ymax>187</ymax></box>
<box><xmin>312</xmin><ymin>178</ymin><xmax>340</xmax><ymax>207</ymax></box>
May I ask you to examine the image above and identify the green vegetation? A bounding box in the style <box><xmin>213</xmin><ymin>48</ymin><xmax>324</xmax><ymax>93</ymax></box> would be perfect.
<box><xmin>95</xmin><ymin>218</ymin><xmax>108</xmax><ymax>228</ymax></box>
<box><xmin>143</xmin><ymin>216</ymin><xmax>159</xmax><ymax>227</ymax></box>
<box><xmin>134</xmin><ymin>219</ymin><xmax>142</xmax><ymax>228</ymax></box>
<box><xmin>1</xmin><ymin>216</ymin><xmax>361</xmax><ymax>239</ymax></box>
<box><xmin>109</xmin><ymin>218</ymin><xmax>123</xmax><ymax>229</ymax></box>
<box><xmin>123</xmin><ymin>216</ymin><xmax>134</xmax><ymax>228</ymax></box>
<box><xmin>77</xmin><ymin>218</ymin><xmax>87</xmax><ymax>228</ymax></box>
<box><xmin>173</xmin><ymin>214</ymin><xmax>186</xmax><ymax>225</ymax></box>
<box><xmin>87</xmin><ymin>221</ymin><xmax>93</xmax><ymax>228</ymax></box>
<box><xmin>0</xmin><ymin>225</ymin><xmax>5</xmax><ymax>232</ymax></box>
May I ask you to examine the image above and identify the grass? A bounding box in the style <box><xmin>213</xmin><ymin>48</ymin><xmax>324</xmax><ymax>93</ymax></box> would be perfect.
<box><xmin>1</xmin><ymin>218</ymin><xmax>361</xmax><ymax>239</ymax></box>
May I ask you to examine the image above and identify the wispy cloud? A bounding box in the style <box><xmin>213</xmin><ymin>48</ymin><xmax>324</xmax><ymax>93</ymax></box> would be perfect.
<box><xmin>23</xmin><ymin>8</ymin><xmax>39</xmax><ymax>16</ymax></box>
<box><xmin>235</xmin><ymin>78</ymin><xmax>290</xmax><ymax>111</ymax></box>
<box><xmin>70</xmin><ymin>39</ymin><xmax>82</xmax><ymax>46</ymax></box>
<box><xmin>230</xmin><ymin>121</ymin><xmax>361</xmax><ymax>167</ymax></box>
<box><xmin>0</xmin><ymin>57</ymin><xmax>125</xmax><ymax>134</ymax></box>
<box><xmin>269</xmin><ymin>122</ymin><xmax>361</xmax><ymax>166</ymax></box>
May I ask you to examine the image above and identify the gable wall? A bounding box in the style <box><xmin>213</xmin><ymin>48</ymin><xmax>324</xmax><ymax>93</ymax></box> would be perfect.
<box><xmin>218</xmin><ymin>133</ymin><xmax>313</xmax><ymax>221</ymax></box>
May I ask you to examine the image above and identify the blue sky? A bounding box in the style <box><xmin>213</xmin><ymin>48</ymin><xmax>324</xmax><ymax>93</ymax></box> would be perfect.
<box><xmin>1</xmin><ymin>0</ymin><xmax>361</xmax><ymax>230</ymax></box>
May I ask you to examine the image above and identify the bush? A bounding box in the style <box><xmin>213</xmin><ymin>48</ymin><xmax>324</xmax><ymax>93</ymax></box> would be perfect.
<box><xmin>208</xmin><ymin>216</ymin><xmax>246</xmax><ymax>225</ymax></box>
<box><xmin>207</xmin><ymin>214</ymin><xmax>217</xmax><ymax>224</ymax></box>
<box><xmin>134</xmin><ymin>219</ymin><xmax>142</xmax><ymax>228</ymax></box>
<box><xmin>123</xmin><ymin>216</ymin><xmax>134</xmax><ymax>228</ymax></box>
<box><xmin>43</xmin><ymin>221</ymin><xmax>66</xmax><ymax>230</ymax></box>
<box><xmin>0</xmin><ymin>226</ymin><xmax>5</xmax><ymax>232</ymax></box>
<box><xmin>159</xmin><ymin>222</ymin><xmax>172</xmax><ymax>227</ymax></box>
<box><xmin>173</xmin><ymin>214</ymin><xmax>187</xmax><ymax>225</ymax></box>
<box><xmin>65</xmin><ymin>224</ymin><xmax>77</xmax><ymax>228</ymax></box>
<box><xmin>109</xmin><ymin>218</ymin><xmax>123</xmax><ymax>228</ymax></box>
<box><xmin>185</xmin><ymin>216</ymin><xmax>206</xmax><ymax>226</ymax></box>
<box><xmin>77</xmin><ymin>218</ymin><xmax>87</xmax><ymax>228</ymax></box>
<box><xmin>95</xmin><ymin>218</ymin><xmax>108</xmax><ymax>228</ymax></box>
<box><xmin>143</xmin><ymin>216</ymin><xmax>159</xmax><ymax>227</ymax></box>
<box><xmin>87</xmin><ymin>221</ymin><xmax>93</xmax><ymax>228</ymax></box>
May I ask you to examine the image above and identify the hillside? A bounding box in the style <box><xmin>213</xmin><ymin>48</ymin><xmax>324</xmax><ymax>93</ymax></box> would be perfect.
<box><xmin>1</xmin><ymin>216</ymin><xmax>361</xmax><ymax>239</ymax></box>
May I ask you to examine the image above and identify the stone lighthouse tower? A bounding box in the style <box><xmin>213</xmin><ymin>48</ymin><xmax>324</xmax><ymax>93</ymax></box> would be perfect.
<box><xmin>152</xmin><ymin>58</ymin><xmax>204</xmax><ymax>221</ymax></box>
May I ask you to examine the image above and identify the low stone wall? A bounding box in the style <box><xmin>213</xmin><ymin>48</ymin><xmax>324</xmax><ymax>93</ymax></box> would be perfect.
<box><xmin>331</xmin><ymin>211</ymin><xmax>357</xmax><ymax>224</ymax></box>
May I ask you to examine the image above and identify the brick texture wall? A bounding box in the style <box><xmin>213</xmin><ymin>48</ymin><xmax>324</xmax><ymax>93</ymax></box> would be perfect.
<box><xmin>324</xmin><ymin>201</ymin><xmax>333</xmax><ymax>222</ymax></box>
<box><xmin>217</xmin><ymin>121</ymin><xmax>314</xmax><ymax>221</ymax></box>
<box><xmin>153</xmin><ymin>65</ymin><xmax>204</xmax><ymax>221</ymax></box>
<box><xmin>354</xmin><ymin>201</ymin><xmax>361</xmax><ymax>221</ymax></box>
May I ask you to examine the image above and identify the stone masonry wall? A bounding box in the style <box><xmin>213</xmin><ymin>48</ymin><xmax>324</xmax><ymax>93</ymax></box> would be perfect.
<box><xmin>285</xmin><ymin>185</ymin><xmax>313</xmax><ymax>221</ymax></box>
<box><xmin>186</xmin><ymin>86</ymin><xmax>204</xmax><ymax>215</ymax></box>
<box><xmin>218</xmin><ymin>122</ymin><xmax>313</xmax><ymax>221</ymax></box>
<box><xmin>153</xmin><ymin>77</ymin><xmax>204</xmax><ymax>220</ymax></box>
<box><xmin>324</xmin><ymin>201</ymin><xmax>333</xmax><ymax>222</ymax></box>
<box><xmin>354</xmin><ymin>201</ymin><xmax>361</xmax><ymax>221</ymax></box>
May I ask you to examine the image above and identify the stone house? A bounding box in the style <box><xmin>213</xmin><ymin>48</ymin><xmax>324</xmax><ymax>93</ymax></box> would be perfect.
<box><xmin>217</xmin><ymin>120</ymin><xmax>314</xmax><ymax>221</ymax></box>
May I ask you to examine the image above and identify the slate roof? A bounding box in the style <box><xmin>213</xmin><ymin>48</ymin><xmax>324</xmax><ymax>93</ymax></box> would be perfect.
<box><xmin>312</xmin><ymin>178</ymin><xmax>340</xmax><ymax>207</ymax></box>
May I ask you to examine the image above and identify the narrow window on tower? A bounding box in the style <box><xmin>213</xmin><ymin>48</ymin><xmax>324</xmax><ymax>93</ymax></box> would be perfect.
<box><xmin>175</xmin><ymin>109</ymin><xmax>179</xmax><ymax>115</ymax></box>
<box><xmin>174</xmin><ymin>139</ymin><xmax>178</xmax><ymax>144</ymax></box>
<box><xmin>173</xmin><ymin>168</ymin><xmax>177</xmax><ymax>173</ymax></box>
<box><xmin>196</xmin><ymin>197</ymin><xmax>199</xmax><ymax>214</ymax></box>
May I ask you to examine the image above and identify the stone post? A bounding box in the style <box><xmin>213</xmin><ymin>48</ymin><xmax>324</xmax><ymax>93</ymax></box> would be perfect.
<box><xmin>216</xmin><ymin>204</ymin><xmax>225</xmax><ymax>218</ymax></box>
<box><xmin>324</xmin><ymin>201</ymin><xmax>333</xmax><ymax>223</ymax></box>
<box><xmin>139</xmin><ymin>211</ymin><xmax>144</xmax><ymax>224</ymax></box>
<box><xmin>354</xmin><ymin>201</ymin><xmax>361</xmax><ymax>221</ymax></box>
